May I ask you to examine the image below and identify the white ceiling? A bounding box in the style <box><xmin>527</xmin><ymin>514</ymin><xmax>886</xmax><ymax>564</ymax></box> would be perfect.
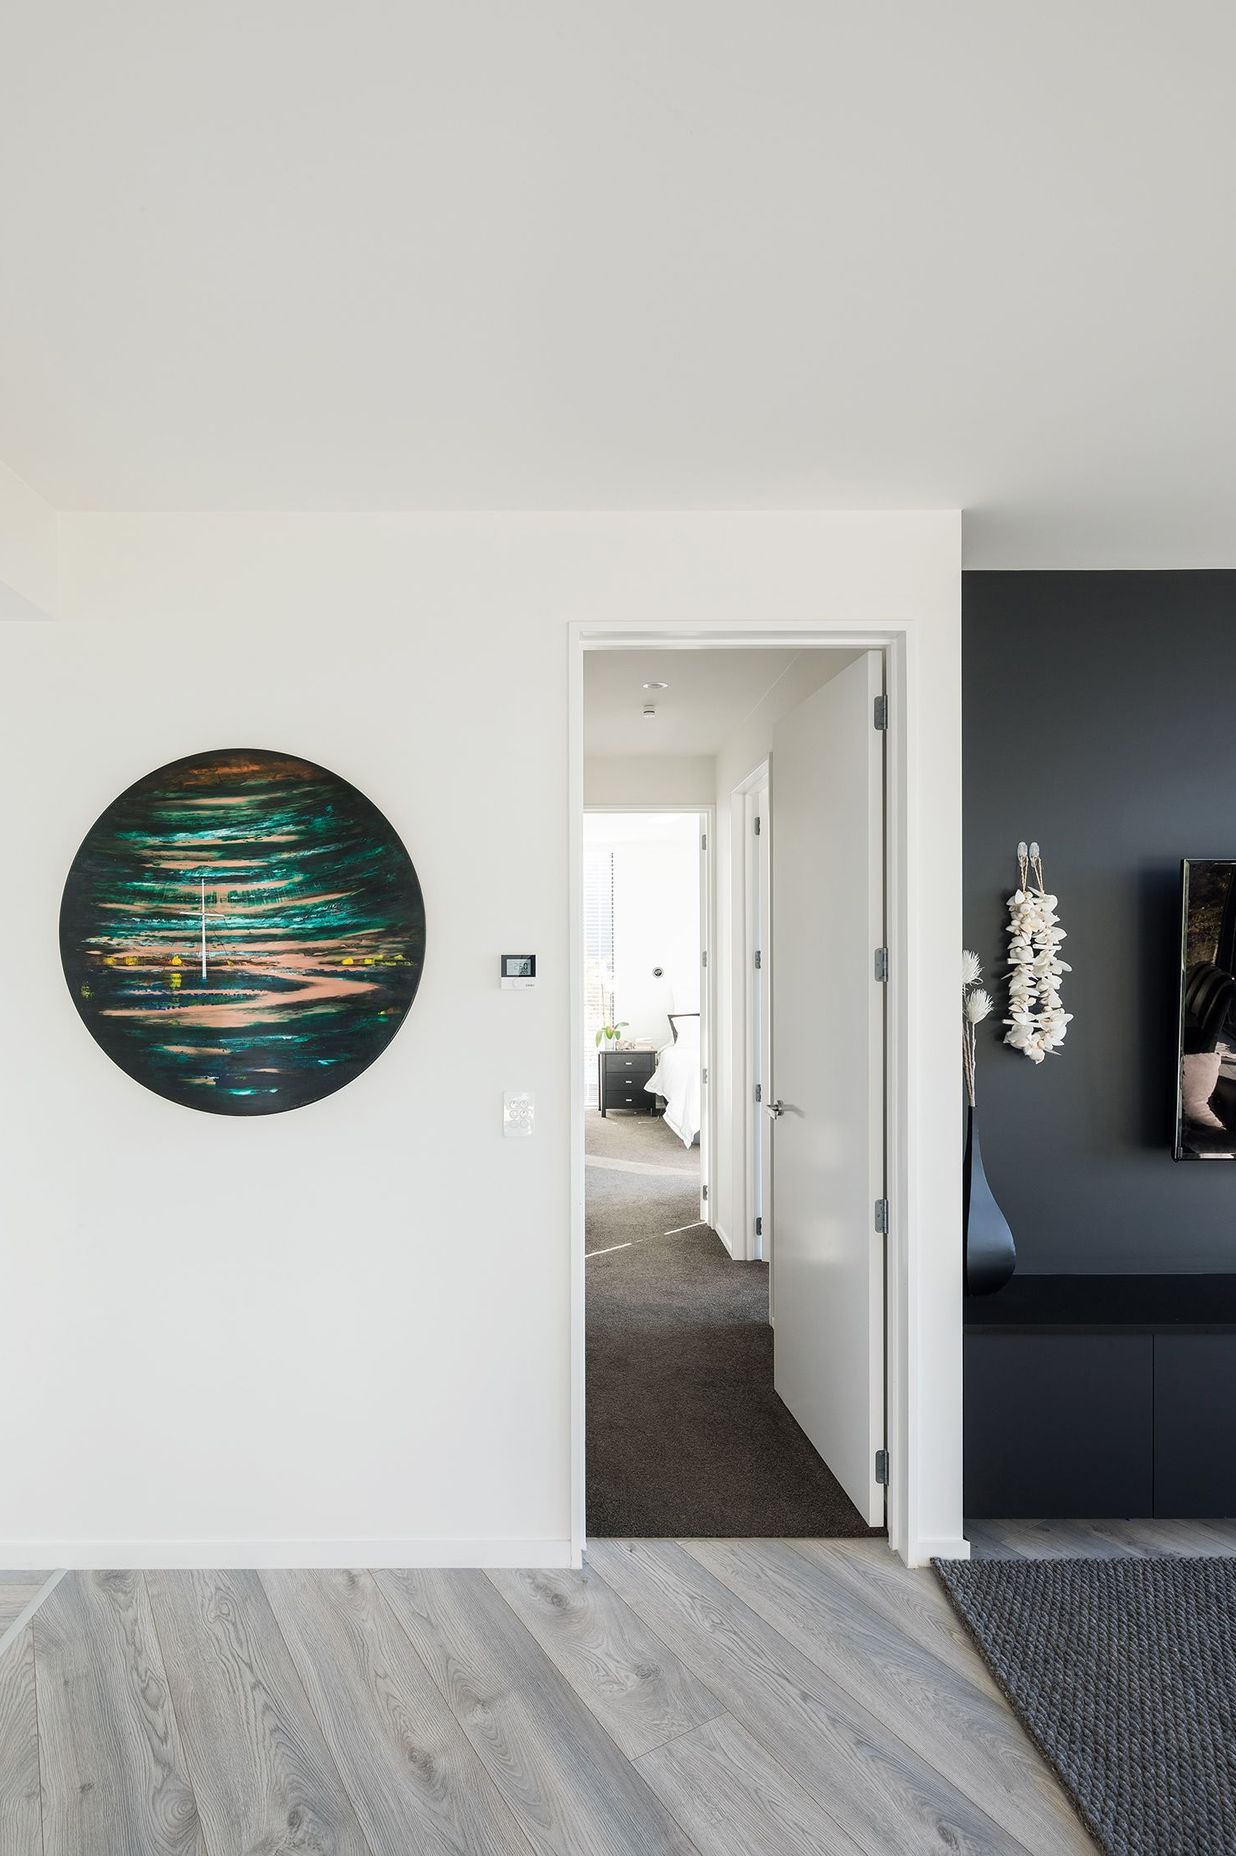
<box><xmin>585</xmin><ymin>649</ymin><xmax>812</xmax><ymax>756</ymax></box>
<box><xmin>2</xmin><ymin>5</ymin><xmax>1235</xmax><ymax>565</ymax></box>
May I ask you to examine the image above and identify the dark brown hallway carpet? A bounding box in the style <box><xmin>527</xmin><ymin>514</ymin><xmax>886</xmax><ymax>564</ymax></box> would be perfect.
<box><xmin>585</xmin><ymin>1105</ymin><xmax>700</xmax><ymax>1169</ymax></box>
<box><xmin>585</xmin><ymin>1107</ymin><xmax>702</xmax><ymax>1255</ymax></box>
<box><xmin>584</xmin><ymin>1164</ymin><xmax>702</xmax><ymax>1255</ymax></box>
<box><xmin>586</xmin><ymin>1220</ymin><xmax>880</xmax><ymax>1538</ymax></box>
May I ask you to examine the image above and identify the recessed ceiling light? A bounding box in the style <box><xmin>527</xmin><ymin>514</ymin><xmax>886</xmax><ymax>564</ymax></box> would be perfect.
<box><xmin>642</xmin><ymin>680</ymin><xmax>669</xmax><ymax>690</ymax></box>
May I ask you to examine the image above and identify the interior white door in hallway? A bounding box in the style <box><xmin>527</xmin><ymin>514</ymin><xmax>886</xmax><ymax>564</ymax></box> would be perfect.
<box><xmin>769</xmin><ymin>651</ymin><xmax>885</xmax><ymax>1526</ymax></box>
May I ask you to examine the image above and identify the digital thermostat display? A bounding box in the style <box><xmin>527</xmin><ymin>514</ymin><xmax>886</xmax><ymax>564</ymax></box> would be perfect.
<box><xmin>501</xmin><ymin>954</ymin><xmax>537</xmax><ymax>989</ymax></box>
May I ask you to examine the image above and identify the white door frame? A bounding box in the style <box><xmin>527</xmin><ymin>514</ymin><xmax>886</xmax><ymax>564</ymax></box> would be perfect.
<box><xmin>569</xmin><ymin>618</ymin><xmax>961</xmax><ymax>1570</ymax></box>
<box><xmin>698</xmin><ymin>812</ymin><xmax>713</xmax><ymax>1228</ymax></box>
<box><xmin>581</xmin><ymin>803</ymin><xmax>713</xmax><ymax>1218</ymax></box>
<box><xmin>734</xmin><ymin>762</ymin><xmax>770</xmax><ymax>1268</ymax></box>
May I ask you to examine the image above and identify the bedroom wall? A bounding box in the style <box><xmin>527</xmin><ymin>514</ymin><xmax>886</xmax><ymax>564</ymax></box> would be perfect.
<box><xmin>965</xmin><ymin>570</ymin><xmax>1236</xmax><ymax>1274</ymax></box>
<box><xmin>582</xmin><ymin>811</ymin><xmax>700</xmax><ymax>1049</ymax></box>
<box><xmin>0</xmin><ymin>510</ymin><xmax>961</xmax><ymax>1564</ymax></box>
<box><xmin>610</xmin><ymin>832</ymin><xmax>701</xmax><ymax>1046</ymax></box>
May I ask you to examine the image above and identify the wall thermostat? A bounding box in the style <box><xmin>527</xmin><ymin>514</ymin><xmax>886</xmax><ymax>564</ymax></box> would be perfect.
<box><xmin>501</xmin><ymin>954</ymin><xmax>537</xmax><ymax>990</ymax></box>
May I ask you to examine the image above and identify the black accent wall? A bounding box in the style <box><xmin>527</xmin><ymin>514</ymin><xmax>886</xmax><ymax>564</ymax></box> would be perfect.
<box><xmin>964</xmin><ymin>571</ymin><xmax>1236</xmax><ymax>1274</ymax></box>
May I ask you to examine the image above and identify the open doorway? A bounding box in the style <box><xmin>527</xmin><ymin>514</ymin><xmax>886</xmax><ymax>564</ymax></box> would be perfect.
<box><xmin>584</xmin><ymin>808</ymin><xmax>707</xmax><ymax>1258</ymax></box>
<box><xmin>583</xmin><ymin>808</ymin><xmax>707</xmax><ymax>1211</ymax></box>
<box><xmin>580</xmin><ymin>645</ymin><xmax>886</xmax><ymax>1540</ymax></box>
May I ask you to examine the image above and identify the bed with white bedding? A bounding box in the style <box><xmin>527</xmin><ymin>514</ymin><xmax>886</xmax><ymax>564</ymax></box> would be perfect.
<box><xmin>644</xmin><ymin>1013</ymin><xmax>701</xmax><ymax>1146</ymax></box>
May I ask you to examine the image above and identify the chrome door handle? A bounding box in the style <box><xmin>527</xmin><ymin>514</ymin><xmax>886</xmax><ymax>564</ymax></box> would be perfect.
<box><xmin>765</xmin><ymin>1099</ymin><xmax>785</xmax><ymax>1119</ymax></box>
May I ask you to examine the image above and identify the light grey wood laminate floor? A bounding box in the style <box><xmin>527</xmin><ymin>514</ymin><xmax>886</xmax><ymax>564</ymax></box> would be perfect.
<box><xmin>3</xmin><ymin>1524</ymin><xmax>1233</xmax><ymax>1855</ymax></box>
<box><xmin>0</xmin><ymin>1574</ymin><xmax>50</xmax><ymax>1638</ymax></box>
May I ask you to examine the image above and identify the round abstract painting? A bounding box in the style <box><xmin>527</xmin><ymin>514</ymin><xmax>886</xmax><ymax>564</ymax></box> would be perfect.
<box><xmin>60</xmin><ymin>749</ymin><xmax>426</xmax><ymax>1114</ymax></box>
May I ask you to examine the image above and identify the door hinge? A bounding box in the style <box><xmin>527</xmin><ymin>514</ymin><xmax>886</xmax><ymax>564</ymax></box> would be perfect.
<box><xmin>702</xmin><ymin>1184</ymin><xmax>709</xmax><ymax>1202</ymax></box>
<box><xmin>875</xmin><ymin>1448</ymin><xmax>890</xmax><ymax>1486</ymax></box>
<box><xmin>701</xmin><ymin>831</ymin><xmax>708</xmax><ymax>851</ymax></box>
<box><xmin>755</xmin><ymin>1081</ymin><xmax>762</xmax><ymax>1103</ymax></box>
<box><xmin>702</xmin><ymin>1067</ymin><xmax>709</xmax><ymax>1086</ymax></box>
<box><xmin>755</xmin><ymin>1215</ymin><xmax>763</xmax><ymax>1237</ymax></box>
<box><xmin>873</xmin><ymin>693</ymin><xmax>888</xmax><ymax>731</ymax></box>
<box><xmin>702</xmin><ymin>949</ymin><xmax>708</xmax><ymax>969</ymax></box>
<box><xmin>874</xmin><ymin>946</ymin><xmax>889</xmax><ymax>983</ymax></box>
<box><xmin>754</xmin><ymin>948</ymin><xmax>762</xmax><ymax>970</ymax></box>
<box><xmin>874</xmin><ymin>1197</ymin><xmax>889</xmax><ymax>1234</ymax></box>
<box><xmin>753</xmin><ymin>814</ymin><xmax>762</xmax><ymax>836</ymax></box>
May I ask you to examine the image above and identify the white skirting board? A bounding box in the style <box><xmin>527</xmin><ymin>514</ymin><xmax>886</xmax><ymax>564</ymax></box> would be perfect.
<box><xmin>0</xmin><ymin>1538</ymin><xmax>576</xmax><ymax>1570</ymax></box>
<box><xmin>713</xmin><ymin>1221</ymin><xmax>733</xmax><ymax>1256</ymax></box>
<box><xmin>913</xmin><ymin>1536</ymin><xmax>972</xmax><ymax>1567</ymax></box>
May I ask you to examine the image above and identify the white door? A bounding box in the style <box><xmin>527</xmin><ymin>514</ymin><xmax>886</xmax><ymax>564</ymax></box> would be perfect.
<box><xmin>770</xmin><ymin>651</ymin><xmax>885</xmax><ymax>1525</ymax></box>
<box><xmin>743</xmin><ymin>776</ymin><xmax>771</xmax><ymax>1267</ymax></box>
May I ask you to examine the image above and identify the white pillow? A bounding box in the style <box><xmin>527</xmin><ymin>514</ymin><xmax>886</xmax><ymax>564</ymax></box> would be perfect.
<box><xmin>1182</xmin><ymin>1051</ymin><xmax>1225</xmax><ymax>1130</ymax></box>
<box><xmin>672</xmin><ymin>1014</ymin><xmax>700</xmax><ymax>1050</ymax></box>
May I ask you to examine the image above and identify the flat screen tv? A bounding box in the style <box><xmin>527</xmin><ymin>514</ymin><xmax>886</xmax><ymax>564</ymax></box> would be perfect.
<box><xmin>1175</xmin><ymin>859</ymin><xmax>1236</xmax><ymax>1158</ymax></box>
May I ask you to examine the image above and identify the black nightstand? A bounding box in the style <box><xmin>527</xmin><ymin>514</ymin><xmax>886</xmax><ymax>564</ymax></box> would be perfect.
<box><xmin>598</xmin><ymin>1048</ymin><xmax>657</xmax><ymax>1115</ymax></box>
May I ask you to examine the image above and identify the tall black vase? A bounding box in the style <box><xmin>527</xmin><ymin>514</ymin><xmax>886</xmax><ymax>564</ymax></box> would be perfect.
<box><xmin>963</xmin><ymin>1106</ymin><xmax>1016</xmax><ymax>1296</ymax></box>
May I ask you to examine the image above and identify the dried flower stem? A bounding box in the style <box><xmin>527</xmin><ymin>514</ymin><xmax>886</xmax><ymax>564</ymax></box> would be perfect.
<box><xmin>961</xmin><ymin>950</ymin><xmax>989</xmax><ymax>1108</ymax></box>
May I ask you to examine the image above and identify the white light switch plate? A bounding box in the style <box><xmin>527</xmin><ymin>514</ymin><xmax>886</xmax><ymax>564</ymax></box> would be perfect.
<box><xmin>504</xmin><ymin>1091</ymin><xmax>534</xmax><ymax>1137</ymax></box>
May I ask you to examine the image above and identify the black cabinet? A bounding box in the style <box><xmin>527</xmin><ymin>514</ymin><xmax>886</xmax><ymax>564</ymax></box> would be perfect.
<box><xmin>964</xmin><ymin>1277</ymin><xmax>1236</xmax><ymax>1519</ymax></box>
<box><xmin>598</xmin><ymin>1048</ymin><xmax>657</xmax><ymax>1116</ymax></box>
<box><xmin>965</xmin><ymin>1333</ymin><xmax>1153</xmax><ymax>1517</ymax></box>
<box><xmin>1153</xmin><ymin>1334</ymin><xmax>1236</xmax><ymax>1518</ymax></box>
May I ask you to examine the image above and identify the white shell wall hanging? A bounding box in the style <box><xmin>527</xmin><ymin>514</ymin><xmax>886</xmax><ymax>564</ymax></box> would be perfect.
<box><xmin>1004</xmin><ymin>841</ymin><xmax>1072</xmax><ymax>1063</ymax></box>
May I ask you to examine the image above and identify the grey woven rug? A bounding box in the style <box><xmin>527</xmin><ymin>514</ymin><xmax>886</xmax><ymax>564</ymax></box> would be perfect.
<box><xmin>935</xmin><ymin>1555</ymin><xmax>1236</xmax><ymax>1856</ymax></box>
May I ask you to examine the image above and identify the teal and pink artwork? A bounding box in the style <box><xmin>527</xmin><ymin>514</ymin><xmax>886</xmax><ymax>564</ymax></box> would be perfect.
<box><xmin>60</xmin><ymin>749</ymin><xmax>425</xmax><ymax>1114</ymax></box>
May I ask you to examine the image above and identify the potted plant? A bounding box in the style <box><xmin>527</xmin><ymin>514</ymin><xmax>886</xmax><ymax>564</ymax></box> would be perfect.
<box><xmin>595</xmin><ymin>1021</ymin><xmax>629</xmax><ymax>1052</ymax></box>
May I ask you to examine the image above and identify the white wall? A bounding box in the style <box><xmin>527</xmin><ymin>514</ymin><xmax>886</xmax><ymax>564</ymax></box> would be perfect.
<box><xmin>584</xmin><ymin>814</ymin><xmax>700</xmax><ymax>1046</ymax></box>
<box><xmin>584</xmin><ymin>755</ymin><xmax>713</xmax><ymax>809</ymax></box>
<box><xmin>0</xmin><ymin>511</ymin><xmax>960</xmax><ymax>1565</ymax></box>
<box><xmin>0</xmin><ymin>459</ymin><xmax>57</xmax><ymax>616</ymax></box>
